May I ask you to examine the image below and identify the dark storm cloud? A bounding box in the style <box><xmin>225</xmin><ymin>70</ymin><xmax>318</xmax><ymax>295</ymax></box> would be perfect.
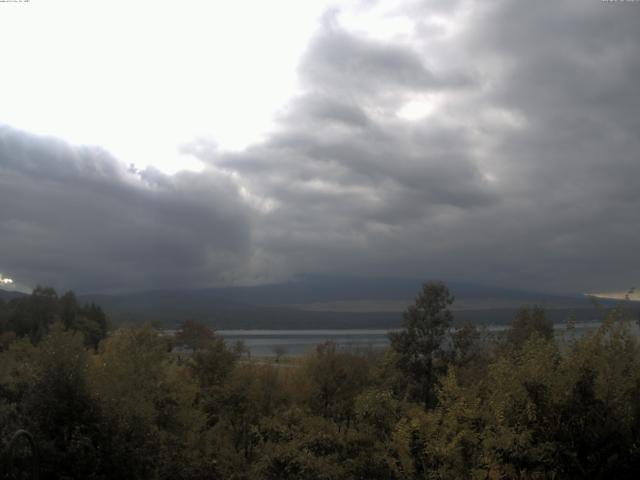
<box><xmin>189</xmin><ymin>10</ymin><xmax>499</xmax><ymax>284</ymax></box>
<box><xmin>451</xmin><ymin>0</ymin><xmax>640</xmax><ymax>290</ymax></box>
<box><xmin>3</xmin><ymin>0</ymin><xmax>639</xmax><ymax>294</ymax></box>
<box><xmin>205</xmin><ymin>0</ymin><xmax>640</xmax><ymax>292</ymax></box>
<box><xmin>302</xmin><ymin>25</ymin><xmax>439</xmax><ymax>94</ymax></box>
<box><xmin>0</xmin><ymin>127</ymin><xmax>251</xmax><ymax>292</ymax></box>
<box><xmin>288</xmin><ymin>94</ymin><xmax>370</xmax><ymax>128</ymax></box>
<box><xmin>298</xmin><ymin>14</ymin><xmax>475</xmax><ymax>108</ymax></box>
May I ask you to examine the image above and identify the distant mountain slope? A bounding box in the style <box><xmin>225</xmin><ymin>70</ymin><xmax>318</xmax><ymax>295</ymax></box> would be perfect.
<box><xmin>6</xmin><ymin>276</ymin><xmax>635</xmax><ymax>329</ymax></box>
<box><xmin>196</xmin><ymin>275</ymin><xmax>586</xmax><ymax>306</ymax></box>
<box><xmin>74</xmin><ymin>276</ymin><xmax>635</xmax><ymax>329</ymax></box>
<box><xmin>0</xmin><ymin>289</ymin><xmax>28</xmax><ymax>301</ymax></box>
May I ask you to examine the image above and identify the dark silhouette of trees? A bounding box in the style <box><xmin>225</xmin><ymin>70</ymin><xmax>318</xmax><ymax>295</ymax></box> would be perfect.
<box><xmin>506</xmin><ymin>305</ymin><xmax>553</xmax><ymax>349</ymax></box>
<box><xmin>388</xmin><ymin>281</ymin><xmax>454</xmax><ymax>408</ymax></box>
<box><xmin>0</xmin><ymin>287</ymin><xmax>109</xmax><ymax>349</ymax></box>
<box><xmin>175</xmin><ymin>319</ymin><xmax>216</xmax><ymax>351</ymax></box>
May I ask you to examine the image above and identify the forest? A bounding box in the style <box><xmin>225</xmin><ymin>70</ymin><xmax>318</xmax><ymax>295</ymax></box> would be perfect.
<box><xmin>1</xmin><ymin>282</ymin><xmax>640</xmax><ymax>479</ymax></box>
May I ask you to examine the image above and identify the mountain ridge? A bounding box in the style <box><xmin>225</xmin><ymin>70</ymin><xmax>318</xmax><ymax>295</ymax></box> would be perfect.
<box><xmin>3</xmin><ymin>276</ymin><xmax>634</xmax><ymax>329</ymax></box>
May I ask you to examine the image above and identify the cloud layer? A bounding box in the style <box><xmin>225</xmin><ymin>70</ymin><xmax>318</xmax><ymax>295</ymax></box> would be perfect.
<box><xmin>0</xmin><ymin>129</ymin><xmax>252</xmax><ymax>292</ymax></box>
<box><xmin>1</xmin><ymin>0</ymin><xmax>639</xmax><ymax>293</ymax></box>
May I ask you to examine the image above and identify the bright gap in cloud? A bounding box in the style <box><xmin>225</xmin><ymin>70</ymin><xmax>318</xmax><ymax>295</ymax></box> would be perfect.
<box><xmin>397</xmin><ymin>94</ymin><xmax>444</xmax><ymax>121</ymax></box>
<box><xmin>337</xmin><ymin>3</ymin><xmax>416</xmax><ymax>43</ymax></box>
<box><xmin>0</xmin><ymin>0</ymin><xmax>467</xmax><ymax>175</ymax></box>
<box><xmin>0</xmin><ymin>0</ymin><xmax>336</xmax><ymax>175</ymax></box>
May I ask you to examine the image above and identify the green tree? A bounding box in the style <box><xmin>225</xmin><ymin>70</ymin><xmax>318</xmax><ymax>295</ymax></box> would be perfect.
<box><xmin>176</xmin><ymin>319</ymin><xmax>216</xmax><ymax>351</ymax></box>
<box><xmin>188</xmin><ymin>335</ymin><xmax>238</xmax><ymax>392</ymax></box>
<box><xmin>389</xmin><ymin>281</ymin><xmax>454</xmax><ymax>408</ymax></box>
<box><xmin>506</xmin><ymin>305</ymin><xmax>553</xmax><ymax>350</ymax></box>
<box><xmin>8</xmin><ymin>286</ymin><xmax>59</xmax><ymax>342</ymax></box>
<box><xmin>91</xmin><ymin>324</ymin><xmax>207</xmax><ymax>479</ymax></box>
<box><xmin>0</xmin><ymin>338</ymin><xmax>37</xmax><ymax>452</ymax></box>
<box><xmin>3</xmin><ymin>288</ymin><xmax>108</xmax><ymax>348</ymax></box>
<box><xmin>60</xmin><ymin>291</ymin><xmax>109</xmax><ymax>349</ymax></box>
<box><xmin>25</xmin><ymin>323</ymin><xmax>101</xmax><ymax>479</ymax></box>
<box><xmin>297</xmin><ymin>342</ymin><xmax>370</xmax><ymax>425</ymax></box>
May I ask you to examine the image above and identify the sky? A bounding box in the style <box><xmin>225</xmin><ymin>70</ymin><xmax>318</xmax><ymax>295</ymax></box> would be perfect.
<box><xmin>0</xmin><ymin>0</ymin><xmax>639</xmax><ymax>294</ymax></box>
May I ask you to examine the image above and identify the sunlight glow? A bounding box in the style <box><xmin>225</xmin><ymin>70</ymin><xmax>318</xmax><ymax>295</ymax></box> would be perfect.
<box><xmin>396</xmin><ymin>94</ymin><xmax>444</xmax><ymax>121</ymax></box>
<box><xmin>0</xmin><ymin>0</ymin><xmax>335</xmax><ymax>174</ymax></box>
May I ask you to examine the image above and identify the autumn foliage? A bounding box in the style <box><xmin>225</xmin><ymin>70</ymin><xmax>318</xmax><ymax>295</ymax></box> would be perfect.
<box><xmin>1</xmin><ymin>284</ymin><xmax>640</xmax><ymax>479</ymax></box>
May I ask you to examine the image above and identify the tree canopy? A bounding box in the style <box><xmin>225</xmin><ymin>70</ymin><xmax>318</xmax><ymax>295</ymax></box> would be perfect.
<box><xmin>2</xmin><ymin>283</ymin><xmax>640</xmax><ymax>479</ymax></box>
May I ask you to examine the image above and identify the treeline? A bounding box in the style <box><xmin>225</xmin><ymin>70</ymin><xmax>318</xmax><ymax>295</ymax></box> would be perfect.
<box><xmin>1</xmin><ymin>283</ymin><xmax>640</xmax><ymax>479</ymax></box>
<box><xmin>0</xmin><ymin>286</ymin><xmax>109</xmax><ymax>348</ymax></box>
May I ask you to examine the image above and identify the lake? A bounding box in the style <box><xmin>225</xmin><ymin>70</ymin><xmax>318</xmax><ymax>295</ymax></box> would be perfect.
<box><xmin>217</xmin><ymin>329</ymin><xmax>392</xmax><ymax>357</ymax></box>
<box><xmin>216</xmin><ymin>321</ymin><xmax>617</xmax><ymax>357</ymax></box>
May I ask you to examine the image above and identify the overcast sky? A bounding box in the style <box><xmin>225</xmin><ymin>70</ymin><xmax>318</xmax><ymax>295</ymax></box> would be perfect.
<box><xmin>1</xmin><ymin>0</ymin><xmax>639</xmax><ymax>294</ymax></box>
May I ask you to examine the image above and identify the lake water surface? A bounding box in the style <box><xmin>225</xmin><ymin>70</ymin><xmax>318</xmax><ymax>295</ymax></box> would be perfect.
<box><xmin>218</xmin><ymin>329</ymin><xmax>391</xmax><ymax>357</ymax></box>
<box><xmin>217</xmin><ymin>321</ymin><xmax>617</xmax><ymax>357</ymax></box>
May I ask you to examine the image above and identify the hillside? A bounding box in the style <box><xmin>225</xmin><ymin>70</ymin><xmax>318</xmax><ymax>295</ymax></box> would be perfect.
<box><xmin>75</xmin><ymin>276</ymin><xmax>633</xmax><ymax>329</ymax></box>
<box><xmin>4</xmin><ymin>277</ymin><xmax>633</xmax><ymax>329</ymax></box>
<box><xmin>0</xmin><ymin>289</ymin><xmax>27</xmax><ymax>302</ymax></box>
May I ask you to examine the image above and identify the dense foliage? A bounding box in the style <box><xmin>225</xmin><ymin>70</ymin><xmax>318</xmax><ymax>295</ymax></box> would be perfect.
<box><xmin>1</xmin><ymin>284</ymin><xmax>640</xmax><ymax>479</ymax></box>
<box><xmin>0</xmin><ymin>287</ymin><xmax>109</xmax><ymax>349</ymax></box>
